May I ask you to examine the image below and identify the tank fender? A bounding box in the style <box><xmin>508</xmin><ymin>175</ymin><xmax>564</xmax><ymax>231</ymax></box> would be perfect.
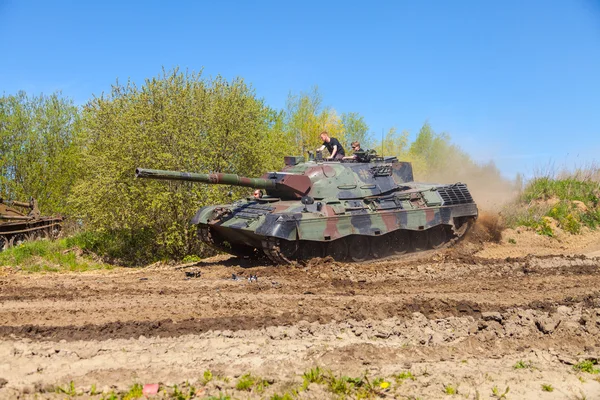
<box><xmin>254</xmin><ymin>213</ymin><xmax>298</xmax><ymax>240</ymax></box>
<box><xmin>191</xmin><ymin>205</ymin><xmax>222</xmax><ymax>225</ymax></box>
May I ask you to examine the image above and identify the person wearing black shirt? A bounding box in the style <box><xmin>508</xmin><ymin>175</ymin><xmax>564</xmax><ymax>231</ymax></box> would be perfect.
<box><xmin>317</xmin><ymin>131</ymin><xmax>346</xmax><ymax>160</ymax></box>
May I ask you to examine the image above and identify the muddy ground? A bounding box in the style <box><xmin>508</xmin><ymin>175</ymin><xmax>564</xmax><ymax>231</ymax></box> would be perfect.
<box><xmin>1</xmin><ymin>227</ymin><xmax>600</xmax><ymax>399</ymax></box>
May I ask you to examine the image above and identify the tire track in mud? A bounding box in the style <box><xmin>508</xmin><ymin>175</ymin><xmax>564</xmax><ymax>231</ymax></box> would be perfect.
<box><xmin>0</xmin><ymin>253</ymin><xmax>599</xmax><ymax>341</ymax></box>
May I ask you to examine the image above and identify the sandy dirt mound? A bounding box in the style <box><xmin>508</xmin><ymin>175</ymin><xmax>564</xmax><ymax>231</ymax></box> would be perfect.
<box><xmin>1</xmin><ymin>227</ymin><xmax>600</xmax><ymax>398</ymax></box>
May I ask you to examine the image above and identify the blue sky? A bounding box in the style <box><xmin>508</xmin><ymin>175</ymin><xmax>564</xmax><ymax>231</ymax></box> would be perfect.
<box><xmin>1</xmin><ymin>0</ymin><xmax>599</xmax><ymax>179</ymax></box>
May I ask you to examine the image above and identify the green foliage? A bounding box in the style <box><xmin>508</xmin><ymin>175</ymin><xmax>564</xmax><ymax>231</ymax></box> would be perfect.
<box><xmin>205</xmin><ymin>395</ymin><xmax>231</xmax><ymax>400</ymax></box>
<box><xmin>270</xmin><ymin>393</ymin><xmax>295</xmax><ymax>400</ymax></box>
<box><xmin>284</xmin><ymin>86</ymin><xmax>346</xmax><ymax>154</ymax></box>
<box><xmin>302</xmin><ymin>366</ymin><xmax>325</xmax><ymax>389</ymax></box>
<box><xmin>341</xmin><ymin>112</ymin><xmax>371</xmax><ymax>148</ymax></box>
<box><xmin>201</xmin><ymin>369</ymin><xmax>214</xmax><ymax>385</ymax></box>
<box><xmin>573</xmin><ymin>360</ymin><xmax>600</xmax><ymax>374</ymax></box>
<box><xmin>505</xmin><ymin>172</ymin><xmax>600</xmax><ymax>235</ymax></box>
<box><xmin>491</xmin><ymin>385</ymin><xmax>510</xmax><ymax>398</ymax></box>
<box><xmin>56</xmin><ymin>381</ymin><xmax>77</xmax><ymax>396</ymax></box>
<box><xmin>182</xmin><ymin>254</ymin><xmax>202</xmax><ymax>263</ymax></box>
<box><xmin>235</xmin><ymin>373</ymin><xmax>270</xmax><ymax>392</ymax></box>
<box><xmin>0</xmin><ymin>91</ymin><xmax>83</xmax><ymax>215</ymax></box>
<box><xmin>123</xmin><ymin>383</ymin><xmax>143</xmax><ymax>400</ymax></box>
<box><xmin>394</xmin><ymin>370</ymin><xmax>416</xmax><ymax>382</ymax></box>
<box><xmin>541</xmin><ymin>383</ymin><xmax>554</xmax><ymax>392</ymax></box>
<box><xmin>0</xmin><ymin>236</ymin><xmax>110</xmax><ymax>272</ymax></box>
<box><xmin>70</xmin><ymin>68</ymin><xmax>291</xmax><ymax>265</ymax></box>
<box><xmin>513</xmin><ymin>360</ymin><xmax>535</xmax><ymax>370</ymax></box>
<box><xmin>443</xmin><ymin>383</ymin><xmax>458</xmax><ymax>395</ymax></box>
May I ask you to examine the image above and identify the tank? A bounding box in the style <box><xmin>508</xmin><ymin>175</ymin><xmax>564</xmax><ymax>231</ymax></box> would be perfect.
<box><xmin>0</xmin><ymin>197</ymin><xmax>63</xmax><ymax>250</ymax></box>
<box><xmin>136</xmin><ymin>150</ymin><xmax>478</xmax><ymax>264</ymax></box>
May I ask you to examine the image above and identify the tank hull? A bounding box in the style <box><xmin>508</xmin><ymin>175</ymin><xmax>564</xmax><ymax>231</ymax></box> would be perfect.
<box><xmin>0</xmin><ymin>199</ymin><xmax>63</xmax><ymax>250</ymax></box>
<box><xmin>192</xmin><ymin>184</ymin><xmax>478</xmax><ymax>264</ymax></box>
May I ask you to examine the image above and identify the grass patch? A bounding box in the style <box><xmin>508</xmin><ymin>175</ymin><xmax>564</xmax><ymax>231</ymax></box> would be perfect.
<box><xmin>492</xmin><ymin>385</ymin><xmax>510</xmax><ymax>398</ymax></box>
<box><xmin>122</xmin><ymin>383</ymin><xmax>143</xmax><ymax>400</ymax></box>
<box><xmin>513</xmin><ymin>360</ymin><xmax>535</xmax><ymax>370</ymax></box>
<box><xmin>235</xmin><ymin>373</ymin><xmax>270</xmax><ymax>392</ymax></box>
<box><xmin>504</xmin><ymin>173</ymin><xmax>600</xmax><ymax>235</ymax></box>
<box><xmin>0</xmin><ymin>235</ymin><xmax>111</xmax><ymax>272</ymax></box>
<box><xmin>443</xmin><ymin>383</ymin><xmax>458</xmax><ymax>395</ymax></box>
<box><xmin>300</xmin><ymin>367</ymin><xmax>390</xmax><ymax>398</ymax></box>
<box><xmin>541</xmin><ymin>383</ymin><xmax>554</xmax><ymax>392</ymax></box>
<box><xmin>55</xmin><ymin>381</ymin><xmax>78</xmax><ymax>396</ymax></box>
<box><xmin>573</xmin><ymin>360</ymin><xmax>600</xmax><ymax>374</ymax></box>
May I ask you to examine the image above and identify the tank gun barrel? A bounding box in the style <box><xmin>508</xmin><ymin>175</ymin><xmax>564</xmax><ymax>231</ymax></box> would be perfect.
<box><xmin>0</xmin><ymin>214</ymin><xmax>33</xmax><ymax>221</ymax></box>
<box><xmin>0</xmin><ymin>198</ymin><xmax>33</xmax><ymax>209</ymax></box>
<box><xmin>135</xmin><ymin>168</ymin><xmax>277</xmax><ymax>190</ymax></box>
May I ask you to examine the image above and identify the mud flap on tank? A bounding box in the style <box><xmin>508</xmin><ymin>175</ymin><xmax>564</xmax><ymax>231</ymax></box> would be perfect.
<box><xmin>254</xmin><ymin>214</ymin><xmax>298</xmax><ymax>241</ymax></box>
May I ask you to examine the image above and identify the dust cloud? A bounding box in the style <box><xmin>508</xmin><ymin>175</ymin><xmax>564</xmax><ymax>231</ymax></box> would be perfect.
<box><xmin>423</xmin><ymin>161</ymin><xmax>517</xmax><ymax>212</ymax></box>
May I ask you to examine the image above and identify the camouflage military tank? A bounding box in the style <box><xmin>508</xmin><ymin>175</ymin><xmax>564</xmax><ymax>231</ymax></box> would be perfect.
<box><xmin>0</xmin><ymin>197</ymin><xmax>63</xmax><ymax>250</ymax></box>
<box><xmin>136</xmin><ymin>150</ymin><xmax>478</xmax><ymax>264</ymax></box>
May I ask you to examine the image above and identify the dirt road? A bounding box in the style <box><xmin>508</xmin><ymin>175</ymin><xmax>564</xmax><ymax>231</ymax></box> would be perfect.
<box><xmin>1</xmin><ymin>232</ymin><xmax>600</xmax><ymax>399</ymax></box>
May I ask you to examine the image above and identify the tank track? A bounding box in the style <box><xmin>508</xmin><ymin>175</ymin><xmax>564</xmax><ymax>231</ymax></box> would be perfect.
<box><xmin>261</xmin><ymin>237</ymin><xmax>293</xmax><ymax>265</ymax></box>
<box><xmin>0</xmin><ymin>220</ymin><xmax>62</xmax><ymax>251</ymax></box>
<box><xmin>258</xmin><ymin>217</ymin><xmax>476</xmax><ymax>265</ymax></box>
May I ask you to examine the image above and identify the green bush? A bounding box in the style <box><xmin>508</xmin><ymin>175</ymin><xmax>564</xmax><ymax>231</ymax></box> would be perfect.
<box><xmin>505</xmin><ymin>173</ymin><xmax>600</xmax><ymax>235</ymax></box>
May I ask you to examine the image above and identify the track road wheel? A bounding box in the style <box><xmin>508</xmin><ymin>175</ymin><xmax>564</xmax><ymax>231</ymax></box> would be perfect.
<box><xmin>327</xmin><ymin>239</ymin><xmax>349</xmax><ymax>261</ymax></box>
<box><xmin>428</xmin><ymin>226</ymin><xmax>448</xmax><ymax>249</ymax></box>
<box><xmin>298</xmin><ymin>241</ymin><xmax>324</xmax><ymax>261</ymax></box>
<box><xmin>0</xmin><ymin>236</ymin><xmax>8</xmax><ymax>251</ymax></box>
<box><xmin>391</xmin><ymin>230</ymin><xmax>410</xmax><ymax>255</ymax></box>
<box><xmin>370</xmin><ymin>234</ymin><xmax>392</xmax><ymax>259</ymax></box>
<box><xmin>348</xmin><ymin>236</ymin><xmax>370</xmax><ymax>262</ymax></box>
<box><xmin>411</xmin><ymin>230</ymin><xmax>429</xmax><ymax>252</ymax></box>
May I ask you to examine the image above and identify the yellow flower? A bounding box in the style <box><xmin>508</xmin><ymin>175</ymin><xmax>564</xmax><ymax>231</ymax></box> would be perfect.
<box><xmin>380</xmin><ymin>381</ymin><xmax>390</xmax><ymax>389</ymax></box>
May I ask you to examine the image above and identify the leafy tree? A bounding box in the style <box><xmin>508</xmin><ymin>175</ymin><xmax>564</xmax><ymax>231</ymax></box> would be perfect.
<box><xmin>70</xmin><ymin>68</ymin><xmax>292</xmax><ymax>264</ymax></box>
<box><xmin>285</xmin><ymin>86</ymin><xmax>345</xmax><ymax>155</ymax></box>
<box><xmin>341</xmin><ymin>112</ymin><xmax>371</xmax><ymax>148</ymax></box>
<box><xmin>0</xmin><ymin>91</ymin><xmax>82</xmax><ymax>214</ymax></box>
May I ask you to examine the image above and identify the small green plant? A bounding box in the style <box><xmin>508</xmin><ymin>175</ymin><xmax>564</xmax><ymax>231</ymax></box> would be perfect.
<box><xmin>541</xmin><ymin>383</ymin><xmax>554</xmax><ymax>392</ymax></box>
<box><xmin>90</xmin><ymin>384</ymin><xmax>99</xmax><ymax>396</ymax></box>
<box><xmin>443</xmin><ymin>383</ymin><xmax>457</xmax><ymax>395</ymax></box>
<box><xmin>182</xmin><ymin>254</ymin><xmax>202</xmax><ymax>263</ymax></box>
<box><xmin>573</xmin><ymin>360</ymin><xmax>600</xmax><ymax>374</ymax></box>
<box><xmin>508</xmin><ymin>238</ymin><xmax>516</xmax><ymax>244</ymax></box>
<box><xmin>201</xmin><ymin>369</ymin><xmax>214</xmax><ymax>385</ymax></box>
<box><xmin>394</xmin><ymin>370</ymin><xmax>416</xmax><ymax>383</ymax></box>
<box><xmin>123</xmin><ymin>383</ymin><xmax>143</xmax><ymax>400</ymax></box>
<box><xmin>235</xmin><ymin>373</ymin><xmax>270</xmax><ymax>392</ymax></box>
<box><xmin>513</xmin><ymin>360</ymin><xmax>535</xmax><ymax>370</ymax></box>
<box><xmin>327</xmin><ymin>373</ymin><xmax>354</xmax><ymax>396</ymax></box>
<box><xmin>236</xmin><ymin>373</ymin><xmax>256</xmax><ymax>391</ymax></box>
<box><xmin>578</xmin><ymin>376</ymin><xmax>586</xmax><ymax>383</ymax></box>
<box><xmin>56</xmin><ymin>381</ymin><xmax>77</xmax><ymax>396</ymax></box>
<box><xmin>537</xmin><ymin>218</ymin><xmax>554</xmax><ymax>237</ymax></box>
<box><xmin>302</xmin><ymin>367</ymin><xmax>325</xmax><ymax>389</ymax></box>
<box><xmin>270</xmin><ymin>393</ymin><xmax>295</xmax><ymax>400</ymax></box>
<box><xmin>101</xmin><ymin>392</ymin><xmax>119</xmax><ymax>400</ymax></box>
<box><xmin>492</xmin><ymin>385</ymin><xmax>510</xmax><ymax>399</ymax></box>
<box><xmin>205</xmin><ymin>394</ymin><xmax>231</xmax><ymax>400</ymax></box>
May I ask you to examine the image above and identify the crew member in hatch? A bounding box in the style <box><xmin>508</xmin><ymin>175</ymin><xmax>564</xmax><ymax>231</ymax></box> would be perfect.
<box><xmin>317</xmin><ymin>131</ymin><xmax>345</xmax><ymax>160</ymax></box>
<box><xmin>343</xmin><ymin>141</ymin><xmax>361</xmax><ymax>160</ymax></box>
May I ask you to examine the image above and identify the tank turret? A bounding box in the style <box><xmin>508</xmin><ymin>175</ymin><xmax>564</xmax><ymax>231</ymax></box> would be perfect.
<box><xmin>136</xmin><ymin>153</ymin><xmax>478</xmax><ymax>264</ymax></box>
